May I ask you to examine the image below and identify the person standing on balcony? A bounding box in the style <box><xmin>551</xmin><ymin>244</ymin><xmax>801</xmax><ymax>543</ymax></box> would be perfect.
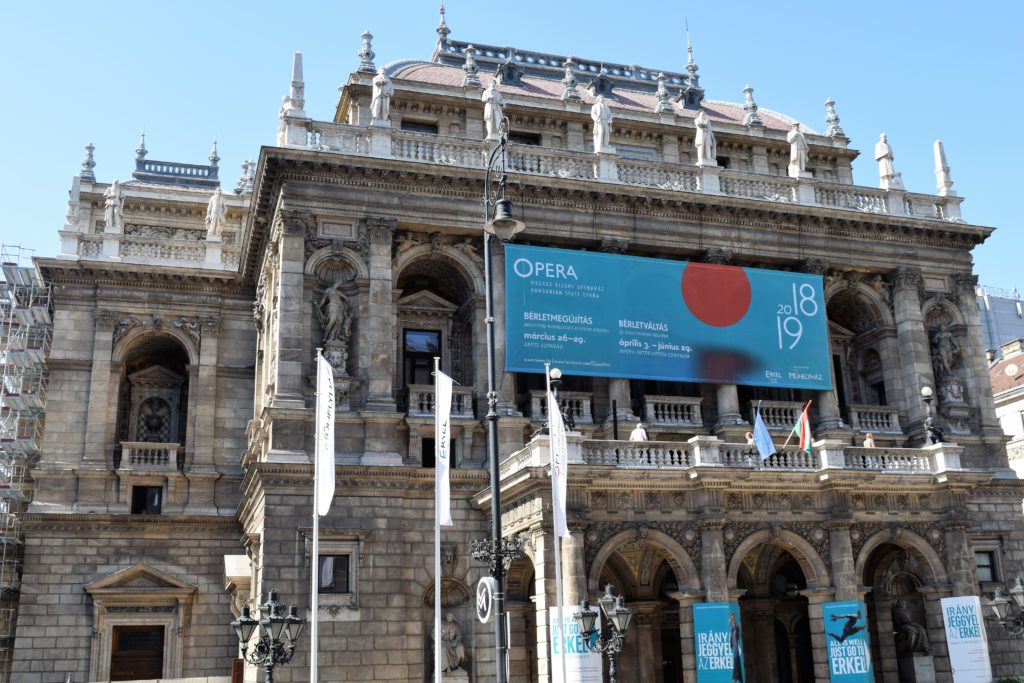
<box><xmin>863</xmin><ymin>432</ymin><xmax>876</xmax><ymax>448</ymax></box>
<box><xmin>629</xmin><ymin>422</ymin><xmax>648</xmax><ymax>442</ymax></box>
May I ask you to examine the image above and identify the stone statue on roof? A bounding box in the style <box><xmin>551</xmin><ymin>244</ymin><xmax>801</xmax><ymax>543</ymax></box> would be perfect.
<box><xmin>371</xmin><ymin>68</ymin><xmax>393</xmax><ymax>125</ymax></box>
<box><xmin>875</xmin><ymin>133</ymin><xmax>903</xmax><ymax>189</ymax></box>
<box><xmin>694</xmin><ymin>110</ymin><xmax>716</xmax><ymax>166</ymax></box>
<box><xmin>591</xmin><ymin>95</ymin><xmax>613</xmax><ymax>154</ymax></box>
<box><xmin>482</xmin><ymin>79</ymin><xmax>504</xmax><ymax>141</ymax></box>
<box><xmin>787</xmin><ymin>122</ymin><xmax>809</xmax><ymax>178</ymax></box>
<box><xmin>103</xmin><ymin>180</ymin><xmax>124</xmax><ymax>233</ymax></box>
<box><xmin>205</xmin><ymin>187</ymin><xmax>227</xmax><ymax>238</ymax></box>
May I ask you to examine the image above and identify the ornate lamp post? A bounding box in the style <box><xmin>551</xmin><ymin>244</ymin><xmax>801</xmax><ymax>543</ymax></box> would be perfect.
<box><xmin>574</xmin><ymin>584</ymin><xmax>634</xmax><ymax>683</ymax></box>
<box><xmin>990</xmin><ymin>576</ymin><xmax>1024</xmax><ymax>636</ymax></box>
<box><xmin>919</xmin><ymin>386</ymin><xmax>945</xmax><ymax>444</ymax></box>
<box><xmin>230</xmin><ymin>589</ymin><xmax>305</xmax><ymax>683</ymax></box>
<box><xmin>469</xmin><ymin>116</ymin><xmax>525</xmax><ymax>683</ymax></box>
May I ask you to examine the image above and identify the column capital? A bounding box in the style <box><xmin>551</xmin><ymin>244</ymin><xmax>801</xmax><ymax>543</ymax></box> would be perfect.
<box><xmin>801</xmin><ymin>257</ymin><xmax>829</xmax><ymax>275</ymax></box>
<box><xmin>893</xmin><ymin>266</ymin><xmax>924</xmax><ymax>292</ymax></box>
<box><xmin>363</xmin><ymin>217</ymin><xmax>396</xmax><ymax>245</ymax></box>
<box><xmin>94</xmin><ymin>308</ymin><xmax>117</xmax><ymax>330</ymax></box>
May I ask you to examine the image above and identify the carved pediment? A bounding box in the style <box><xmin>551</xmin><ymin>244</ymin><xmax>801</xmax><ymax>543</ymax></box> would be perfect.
<box><xmin>128</xmin><ymin>365</ymin><xmax>185</xmax><ymax>387</ymax></box>
<box><xmin>396</xmin><ymin>290</ymin><xmax>458</xmax><ymax>316</ymax></box>
<box><xmin>85</xmin><ymin>562</ymin><xmax>198</xmax><ymax>602</ymax></box>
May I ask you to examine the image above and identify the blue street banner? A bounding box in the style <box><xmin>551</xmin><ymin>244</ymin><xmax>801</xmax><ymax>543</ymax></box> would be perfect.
<box><xmin>822</xmin><ymin>601</ymin><xmax>873</xmax><ymax>683</ymax></box>
<box><xmin>693</xmin><ymin>602</ymin><xmax>745</xmax><ymax>683</ymax></box>
<box><xmin>505</xmin><ymin>245</ymin><xmax>831</xmax><ymax>389</ymax></box>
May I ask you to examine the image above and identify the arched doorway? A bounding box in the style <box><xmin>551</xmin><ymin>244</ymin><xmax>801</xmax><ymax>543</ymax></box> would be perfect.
<box><xmin>736</xmin><ymin>545</ymin><xmax>814</xmax><ymax>683</ymax></box>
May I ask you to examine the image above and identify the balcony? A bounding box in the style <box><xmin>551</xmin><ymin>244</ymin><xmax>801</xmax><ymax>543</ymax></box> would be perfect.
<box><xmin>846</xmin><ymin>405</ymin><xmax>902</xmax><ymax>434</ymax></box>
<box><xmin>406</xmin><ymin>384</ymin><xmax>475</xmax><ymax>419</ymax></box>
<box><xmin>529</xmin><ymin>390</ymin><xmax>594</xmax><ymax>426</ymax></box>
<box><xmin>294</xmin><ymin>120</ymin><xmax>965</xmax><ymax>223</ymax></box>
<box><xmin>118</xmin><ymin>442</ymin><xmax>182</xmax><ymax>472</ymax></box>
<box><xmin>748</xmin><ymin>400</ymin><xmax>805</xmax><ymax>431</ymax></box>
<box><xmin>642</xmin><ymin>395</ymin><xmax>703</xmax><ymax>429</ymax></box>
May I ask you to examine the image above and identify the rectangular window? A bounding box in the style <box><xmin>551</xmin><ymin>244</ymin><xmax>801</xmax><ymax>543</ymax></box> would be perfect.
<box><xmin>422</xmin><ymin>437</ymin><xmax>436</xmax><ymax>469</ymax></box>
<box><xmin>130</xmin><ymin>486</ymin><xmax>162</xmax><ymax>515</ymax></box>
<box><xmin>975</xmin><ymin>551</ymin><xmax>996</xmax><ymax>582</ymax></box>
<box><xmin>400</xmin><ymin>120</ymin><xmax>439</xmax><ymax>135</ymax></box>
<box><xmin>111</xmin><ymin>625</ymin><xmax>164</xmax><ymax>681</ymax></box>
<box><xmin>509</xmin><ymin>131</ymin><xmax>541</xmax><ymax>146</ymax></box>
<box><xmin>318</xmin><ymin>554</ymin><xmax>351</xmax><ymax>594</ymax></box>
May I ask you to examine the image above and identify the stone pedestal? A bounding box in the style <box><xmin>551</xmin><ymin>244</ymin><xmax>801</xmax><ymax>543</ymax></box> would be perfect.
<box><xmin>699</xmin><ymin>164</ymin><xmax>721</xmax><ymax>195</ymax></box>
<box><xmin>898</xmin><ymin>653</ymin><xmax>936</xmax><ymax>683</ymax></box>
<box><xmin>596</xmin><ymin>153</ymin><xmax>618</xmax><ymax>180</ymax></box>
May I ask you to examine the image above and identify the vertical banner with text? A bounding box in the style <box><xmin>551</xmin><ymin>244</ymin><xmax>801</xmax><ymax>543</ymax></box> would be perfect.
<box><xmin>822</xmin><ymin>601</ymin><xmax>873</xmax><ymax>683</ymax></box>
<box><xmin>549</xmin><ymin>607</ymin><xmax>602</xmax><ymax>683</ymax></box>
<box><xmin>693</xmin><ymin>602</ymin><xmax>745</xmax><ymax>683</ymax></box>
<box><xmin>941</xmin><ymin>596</ymin><xmax>992</xmax><ymax>683</ymax></box>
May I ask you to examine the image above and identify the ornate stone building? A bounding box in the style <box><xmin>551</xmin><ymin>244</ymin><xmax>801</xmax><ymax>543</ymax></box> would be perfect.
<box><xmin>10</xmin><ymin>12</ymin><xmax>1024</xmax><ymax>683</ymax></box>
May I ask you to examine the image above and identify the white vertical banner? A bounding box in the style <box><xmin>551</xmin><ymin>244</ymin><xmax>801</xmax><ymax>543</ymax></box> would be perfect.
<box><xmin>436</xmin><ymin>367</ymin><xmax>454</xmax><ymax>527</ymax></box>
<box><xmin>549</xmin><ymin>607</ymin><xmax>602</xmax><ymax>683</ymax></box>
<box><xmin>315</xmin><ymin>352</ymin><xmax>336</xmax><ymax>516</ymax></box>
<box><xmin>941</xmin><ymin>596</ymin><xmax>992</xmax><ymax>683</ymax></box>
<box><xmin>546</xmin><ymin>388</ymin><xmax>569</xmax><ymax>538</ymax></box>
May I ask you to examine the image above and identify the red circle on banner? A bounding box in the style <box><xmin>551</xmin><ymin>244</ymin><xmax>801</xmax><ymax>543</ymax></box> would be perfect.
<box><xmin>680</xmin><ymin>263</ymin><xmax>752</xmax><ymax>327</ymax></box>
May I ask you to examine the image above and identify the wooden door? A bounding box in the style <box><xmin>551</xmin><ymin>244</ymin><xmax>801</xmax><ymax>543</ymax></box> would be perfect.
<box><xmin>110</xmin><ymin>625</ymin><xmax>164</xmax><ymax>681</ymax></box>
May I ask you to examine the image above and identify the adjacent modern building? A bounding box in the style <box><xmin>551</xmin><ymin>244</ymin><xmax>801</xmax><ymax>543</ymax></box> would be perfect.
<box><xmin>7</xmin><ymin>10</ymin><xmax>1024</xmax><ymax>683</ymax></box>
<box><xmin>977</xmin><ymin>286</ymin><xmax>1024</xmax><ymax>358</ymax></box>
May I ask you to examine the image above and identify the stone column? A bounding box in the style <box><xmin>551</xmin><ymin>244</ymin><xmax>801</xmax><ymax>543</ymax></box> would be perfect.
<box><xmin>82</xmin><ymin>310</ymin><xmax>118</xmax><ymax>467</ymax></box>
<box><xmin>921</xmin><ymin>587</ymin><xmax>953</xmax><ymax>683</ymax></box>
<box><xmin>701</xmin><ymin>523</ymin><xmax>728</xmax><ymax>602</ymax></box>
<box><xmin>666</xmin><ymin>592</ymin><xmax>700</xmax><ymax>683</ymax></box>
<box><xmin>531</xmin><ymin>527</ymin><xmax>557</xmax><ymax>683</ymax></box>
<box><xmin>829</xmin><ymin>523</ymin><xmax>857</xmax><ymax>601</ymax></box>
<box><xmin>363</xmin><ymin>217</ymin><xmax>397</xmax><ymax>411</ymax></box>
<box><xmin>952</xmin><ymin>273</ymin><xmax>1001</xmax><ymax>436</ymax></box>
<box><xmin>943</xmin><ymin>522</ymin><xmax>978</xmax><ymax>596</ymax></box>
<box><xmin>271</xmin><ymin>210</ymin><xmax>308</xmax><ymax>407</ymax></box>
<box><xmin>629</xmin><ymin>603</ymin><xmax>663</xmax><ymax>683</ymax></box>
<box><xmin>804</xmin><ymin>588</ymin><xmax>833</xmax><ymax>683</ymax></box>
<box><xmin>713</xmin><ymin>385</ymin><xmax>746</xmax><ymax>441</ymax></box>
<box><xmin>892</xmin><ymin>268</ymin><xmax>934</xmax><ymax>431</ymax></box>
<box><xmin>192</xmin><ymin>316</ymin><xmax>220</xmax><ymax>470</ymax></box>
<box><xmin>506</xmin><ymin>600</ymin><xmax>532</xmax><ymax>682</ymax></box>
<box><xmin>743</xmin><ymin>600</ymin><xmax>778</xmax><ymax>683</ymax></box>
<box><xmin>561</xmin><ymin>525</ymin><xmax>587</xmax><ymax>606</ymax></box>
<box><xmin>606</xmin><ymin>378</ymin><xmax>637</xmax><ymax>427</ymax></box>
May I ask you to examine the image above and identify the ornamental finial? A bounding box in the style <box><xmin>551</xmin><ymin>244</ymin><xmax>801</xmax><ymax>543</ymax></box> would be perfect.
<box><xmin>742</xmin><ymin>85</ymin><xmax>763</xmax><ymax>127</ymax></box>
<box><xmin>561</xmin><ymin>57</ymin><xmax>581</xmax><ymax>102</ymax></box>
<box><xmin>209</xmin><ymin>139</ymin><xmax>220</xmax><ymax>167</ymax></box>
<box><xmin>135</xmin><ymin>131</ymin><xmax>147</xmax><ymax>160</ymax></box>
<box><xmin>824</xmin><ymin>97</ymin><xmax>845</xmax><ymax>138</ymax></box>
<box><xmin>436</xmin><ymin>2</ymin><xmax>451</xmax><ymax>43</ymax></box>
<box><xmin>80</xmin><ymin>142</ymin><xmax>96</xmax><ymax>181</ymax></box>
<box><xmin>358</xmin><ymin>30</ymin><xmax>376</xmax><ymax>73</ymax></box>
<box><xmin>654</xmin><ymin>73</ymin><xmax>674</xmax><ymax>114</ymax></box>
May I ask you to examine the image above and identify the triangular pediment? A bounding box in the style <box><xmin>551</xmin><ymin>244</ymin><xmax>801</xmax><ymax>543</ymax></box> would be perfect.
<box><xmin>128</xmin><ymin>365</ymin><xmax>185</xmax><ymax>385</ymax></box>
<box><xmin>85</xmin><ymin>562</ymin><xmax>197</xmax><ymax>597</ymax></box>
<box><xmin>396</xmin><ymin>290</ymin><xmax>458</xmax><ymax>315</ymax></box>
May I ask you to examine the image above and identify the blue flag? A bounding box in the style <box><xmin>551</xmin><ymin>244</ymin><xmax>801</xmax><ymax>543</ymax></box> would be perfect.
<box><xmin>753</xmin><ymin>401</ymin><xmax>776</xmax><ymax>460</ymax></box>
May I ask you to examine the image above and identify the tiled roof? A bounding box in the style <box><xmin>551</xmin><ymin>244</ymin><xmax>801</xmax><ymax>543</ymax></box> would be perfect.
<box><xmin>990</xmin><ymin>358</ymin><xmax>1024</xmax><ymax>395</ymax></box>
<box><xmin>390</xmin><ymin>62</ymin><xmax>801</xmax><ymax>133</ymax></box>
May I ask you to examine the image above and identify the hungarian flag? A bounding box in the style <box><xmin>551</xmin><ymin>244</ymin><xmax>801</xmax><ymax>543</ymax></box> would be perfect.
<box><xmin>790</xmin><ymin>401</ymin><xmax>813</xmax><ymax>455</ymax></box>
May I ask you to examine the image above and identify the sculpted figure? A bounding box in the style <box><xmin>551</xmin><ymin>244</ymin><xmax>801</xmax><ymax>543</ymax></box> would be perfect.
<box><xmin>103</xmin><ymin>180</ymin><xmax>124</xmax><ymax>231</ymax></box>
<box><xmin>317</xmin><ymin>281</ymin><xmax>352</xmax><ymax>347</ymax></box>
<box><xmin>875</xmin><ymin>133</ymin><xmax>896</xmax><ymax>182</ymax></box>
<box><xmin>590</xmin><ymin>95</ymin><xmax>613</xmax><ymax>153</ymax></box>
<box><xmin>482</xmin><ymin>79</ymin><xmax>505</xmax><ymax>141</ymax></box>
<box><xmin>371</xmin><ymin>67</ymin><xmax>393</xmax><ymax>122</ymax></box>
<box><xmin>694</xmin><ymin>110</ymin><xmax>717</xmax><ymax>166</ymax></box>
<box><xmin>205</xmin><ymin>187</ymin><xmax>227</xmax><ymax>237</ymax></box>
<box><xmin>432</xmin><ymin>613</ymin><xmax>466</xmax><ymax>672</ymax></box>
<box><xmin>786</xmin><ymin>122</ymin><xmax>808</xmax><ymax>177</ymax></box>
<box><xmin>892</xmin><ymin>598</ymin><xmax>931</xmax><ymax>655</ymax></box>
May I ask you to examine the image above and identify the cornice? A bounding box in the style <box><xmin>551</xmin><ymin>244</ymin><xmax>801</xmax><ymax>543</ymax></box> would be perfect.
<box><xmin>36</xmin><ymin>259</ymin><xmax>253</xmax><ymax>296</ymax></box>
<box><xmin>21</xmin><ymin>513</ymin><xmax>240</xmax><ymax>534</ymax></box>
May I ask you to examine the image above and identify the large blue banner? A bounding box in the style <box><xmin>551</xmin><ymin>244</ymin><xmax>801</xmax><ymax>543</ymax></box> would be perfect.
<box><xmin>505</xmin><ymin>245</ymin><xmax>831</xmax><ymax>389</ymax></box>
<box><xmin>693</xmin><ymin>602</ymin><xmax>745</xmax><ymax>683</ymax></box>
<box><xmin>822</xmin><ymin>601</ymin><xmax>873</xmax><ymax>683</ymax></box>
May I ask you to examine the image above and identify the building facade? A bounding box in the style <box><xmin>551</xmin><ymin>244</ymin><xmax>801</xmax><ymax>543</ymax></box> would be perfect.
<box><xmin>9</xmin><ymin>14</ymin><xmax>1024</xmax><ymax>683</ymax></box>
<box><xmin>977</xmin><ymin>287</ymin><xmax>1024</xmax><ymax>358</ymax></box>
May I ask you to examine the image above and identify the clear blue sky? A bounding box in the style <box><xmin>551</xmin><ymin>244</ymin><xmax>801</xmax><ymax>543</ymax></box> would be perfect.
<box><xmin>1</xmin><ymin>1</ymin><xmax>1020</xmax><ymax>290</ymax></box>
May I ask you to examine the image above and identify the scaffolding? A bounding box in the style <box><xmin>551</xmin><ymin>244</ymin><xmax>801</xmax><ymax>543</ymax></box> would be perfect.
<box><xmin>0</xmin><ymin>246</ymin><xmax>49</xmax><ymax>682</ymax></box>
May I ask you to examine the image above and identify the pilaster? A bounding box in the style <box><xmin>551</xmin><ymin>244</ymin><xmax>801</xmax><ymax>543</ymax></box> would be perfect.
<box><xmin>364</xmin><ymin>217</ymin><xmax>397</xmax><ymax>411</ymax></box>
<box><xmin>892</xmin><ymin>268</ymin><xmax>933</xmax><ymax>431</ymax></box>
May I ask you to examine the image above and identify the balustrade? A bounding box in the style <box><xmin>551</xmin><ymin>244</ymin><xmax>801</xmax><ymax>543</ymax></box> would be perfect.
<box><xmin>616</xmin><ymin>161</ymin><xmax>699</xmax><ymax>191</ymax></box>
<box><xmin>847</xmin><ymin>405</ymin><xmax>902</xmax><ymax>434</ymax></box>
<box><xmin>747</xmin><ymin>400</ymin><xmax>804</xmax><ymax>430</ymax></box>
<box><xmin>529</xmin><ymin>390</ymin><xmax>594</xmax><ymax>425</ymax></box>
<box><xmin>391</xmin><ymin>131</ymin><xmax>484</xmax><ymax>167</ymax></box>
<box><xmin>720</xmin><ymin>172</ymin><xmax>797</xmax><ymax>202</ymax></box>
<box><xmin>843</xmin><ymin>447</ymin><xmax>934</xmax><ymax>472</ymax></box>
<box><xmin>582</xmin><ymin>440</ymin><xmax>692</xmax><ymax>468</ymax></box>
<box><xmin>119</xmin><ymin>441</ymin><xmax>182</xmax><ymax>471</ymax></box>
<box><xmin>815</xmin><ymin>184</ymin><xmax>887</xmax><ymax>213</ymax></box>
<box><xmin>643</xmin><ymin>395</ymin><xmax>703</xmax><ymax>428</ymax></box>
<box><xmin>506</xmin><ymin>145</ymin><xmax>594</xmax><ymax>179</ymax></box>
<box><xmin>406</xmin><ymin>384</ymin><xmax>475</xmax><ymax>418</ymax></box>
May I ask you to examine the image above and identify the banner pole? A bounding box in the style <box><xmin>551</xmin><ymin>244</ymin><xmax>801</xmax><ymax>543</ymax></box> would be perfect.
<box><xmin>434</xmin><ymin>356</ymin><xmax>443</xmax><ymax>683</ymax></box>
<box><xmin>546</xmin><ymin>362</ymin><xmax>568</xmax><ymax>683</ymax></box>
<box><xmin>311</xmin><ymin>348</ymin><xmax>322</xmax><ymax>683</ymax></box>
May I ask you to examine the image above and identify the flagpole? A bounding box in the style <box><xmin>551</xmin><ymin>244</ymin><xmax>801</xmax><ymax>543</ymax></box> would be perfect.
<box><xmin>780</xmin><ymin>400</ymin><xmax>812</xmax><ymax>451</ymax></box>
<box><xmin>434</xmin><ymin>356</ymin><xmax>443</xmax><ymax>683</ymax></box>
<box><xmin>311</xmin><ymin>348</ymin><xmax>322</xmax><ymax>683</ymax></box>
<box><xmin>545</xmin><ymin>363</ymin><xmax>568</xmax><ymax>683</ymax></box>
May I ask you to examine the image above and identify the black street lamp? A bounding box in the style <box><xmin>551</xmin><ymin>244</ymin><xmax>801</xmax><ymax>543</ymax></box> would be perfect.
<box><xmin>469</xmin><ymin>116</ymin><xmax>525</xmax><ymax>683</ymax></box>
<box><xmin>990</xmin><ymin>576</ymin><xmax>1024</xmax><ymax>637</ymax></box>
<box><xmin>230</xmin><ymin>589</ymin><xmax>305</xmax><ymax>683</ymax></box>
<box><xmin>574</xmin><ymin>584</ymin><xmax>634</xmax><ymax>683</ymax></box>
<box><xmin>919</xmin><ymin>386</ymin><xmax>945</xmax><ymax>445</ymax></box>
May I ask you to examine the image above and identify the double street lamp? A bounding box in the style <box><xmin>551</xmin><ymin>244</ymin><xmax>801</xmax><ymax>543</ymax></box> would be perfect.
<box><xmin>574</xmin><ymin>584</ymin><xmax>634</xmax><ymax>683</ymax></box>
<box><xmin>470</xmin><ymin>117</ymin><xmax>526</xmax><ymax>683</ymax></box>
<box><xmin>230</xmin><ymin>589</ymin><xmax>305</xmax><ymax>683</ymax></box>
<box><xmin>990</xmin><ymin>576</ymin><xmax>1024</xmax><ymax>637</ymax></box>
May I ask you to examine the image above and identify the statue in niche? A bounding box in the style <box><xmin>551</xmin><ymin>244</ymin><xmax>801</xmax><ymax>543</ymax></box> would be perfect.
<box><xmin>205</xmin><ymin>187</ymin><xmax>227</xmax><ymax>238</ymax></box>
<box><xmin>370</xmin><ymin>67</ymin><xmax>393</xmax><ymax>123</ymax></box>
<box><xmin>482</xmin><ymin>79</ymin><xmax>504</xmax><ymax>141</ymax></box>
<box><xmin>787</xmin><ymin>122</ymin><xmax>809</xmax><ymax>177</ymax></box>
<box><xmin>930</xmin><ymin>324</ymin><xmax>960</xmax><ymax>378</ymax></box>
<box><xmin>892</xmin><ymin>598</ymin><xmax>931</xmax><ymax>655</ymax></box>
<box><xmin>590</xmin><ymin>95</ymin><xmax>613</xmax><ymax>153</ymax></box>
<box><xmin>694</xmin><ymin>110</ymin><xmax>717</xmax><ymax>166</ymax></box>
<box><xmin>317</xmin><ymin>281</ymin><xmax>352</xmax><ymax>372</ymax></box>
<box><xmin>432</xmin><ymin>613</ymin><xmax>466</xmax><ymax>672</ymax></box>
<box><xmin>103</xmin><ymin>180</ymin><xmax>124</xmax><ymax>231</ymax></box>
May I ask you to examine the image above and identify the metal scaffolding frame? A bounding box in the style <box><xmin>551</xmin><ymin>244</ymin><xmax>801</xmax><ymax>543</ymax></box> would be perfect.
<box><xmin>0</xmin><ymin>245</ymin><xmax>49</xmax><ymax>682</ymax></box>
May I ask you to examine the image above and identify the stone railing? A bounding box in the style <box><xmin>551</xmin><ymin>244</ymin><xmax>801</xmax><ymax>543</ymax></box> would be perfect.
<box><xmin>643</xmin><ymin>395</ymin><xmax>703</xmax><ymax>428</ymax></box>
<box><xmin>529</xmin><ymin>390</ymin><xmax>594</xmax><ymax>425</ymax></box>
<box><xmin>616</xmin><ymin>160</ymin><xmax>699</xmax><ymax>191</ymax></box>
<box><xmin>406</xmin><ymin>384</ymin><xmax>475</xmax><ymax>419</ymax></box>
<box><xmin>748</xmin><ymin>401</ymin><xmax>804</xmax><ymax>430</ymax></box>
<box><xmin>582</xmin><ymin>440</ymin><xmax>692</xmax><ymax>468</ymax></box>
<box><xmin>846</xmin><ymin>405</ymin><xmax>902</xmax><ymax>434</ymax></box>
<box><xmin>306</xmin><ymin>121</ymin><xmax>371</xmax><ymax>154</ymax></box>
<box><xmin>507</xmin><ymin>146</ymin><xmax>595</xmax><ymax>179</ymax></box>
<box><xmin>720</xmin><ymin>172</ymin><xmax>797</xmax><ymax>202</ymax></box>
<box><xmin>119</xmin><ymin>441</ymin><xmax>182</xmax><ymax>470</ymax></box>
<box><xmin>715</xmin><ymin>443</ymin><xmax>819</xmax><ymax>469</ymax></box>
<box><xmin>815</xmin><ymin>184</ymin><xmax>887</xmax><ymax>214</ymax></box>
<box><xmin>118</xmin><ymin>237</ymin><xmax>205</xmax><ymax>263</ymax></box>
<box><xmin>842</xmin><ymin>447</ymin><xmax>935</xmax><ymax>473</ymax></box>
<box><xmin>392</xmin><ymin>130</ymin><xmax>485</xmax><ymax>167</ymax></box>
